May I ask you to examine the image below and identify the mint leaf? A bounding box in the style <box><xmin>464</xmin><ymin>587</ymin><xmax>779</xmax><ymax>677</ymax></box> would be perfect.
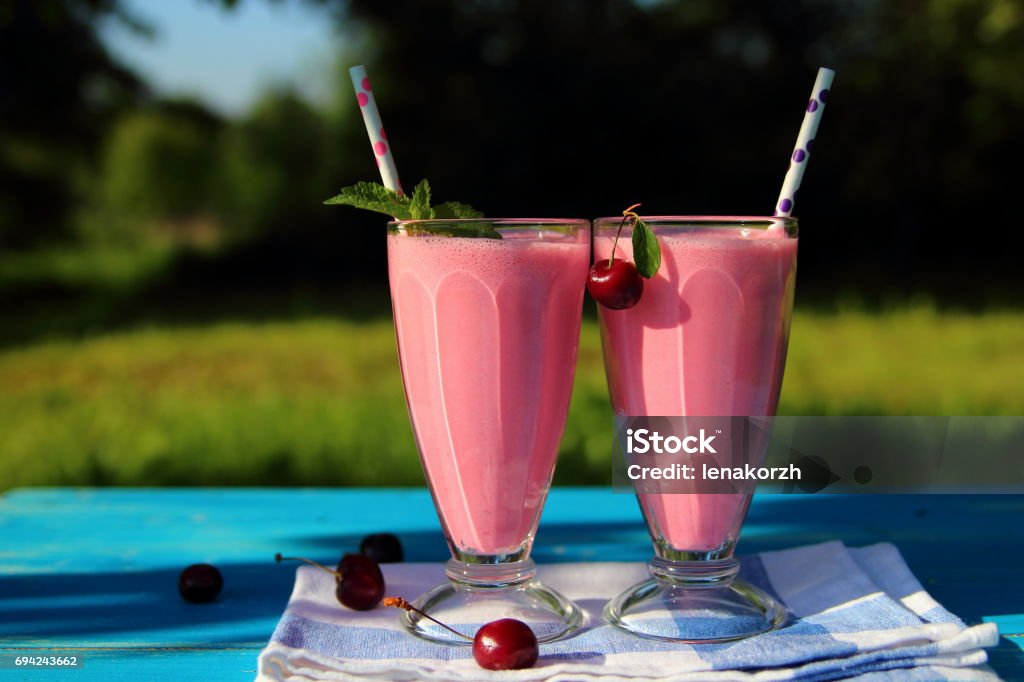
<box><xmin>433</xmin><ymin>201</ymin><xmax>484</xmax><ymax>219</ymax></box>
<box><xmin>324</xmin><ymin>180</ymin><xmax>490</xmax><ymax>235</ymax></box>
<box><xmin>324</xmin><ymin>181</ymin><xmax>413</xmax><ymax>219</ymax></box>
<box><xmin>632</xmin><ymin>217</ymin><xmax>661</xmax><ymax>278</ymax></box>
<box><xmin>409</xmin><ymin>179</ymin><xmax>433</xmax><ymax>220</ymax></box>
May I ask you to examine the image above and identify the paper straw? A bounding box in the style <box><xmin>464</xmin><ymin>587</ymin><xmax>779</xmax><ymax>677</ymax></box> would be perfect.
<box><xmin>775</xmin><ymin>67</ymin><xmax>835</xmax><ymax>217</ymax></box>
<box><xmin>349</xmin><ymin>65</ymin><xmax>403</xmax><ymax>194</ymax></box>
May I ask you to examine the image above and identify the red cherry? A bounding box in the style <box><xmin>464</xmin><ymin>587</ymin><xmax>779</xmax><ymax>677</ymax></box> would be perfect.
<box><xmin>275</xmin><ymin>552</ymin><xmax>385</xmax><ymax>611</ymax></box>
<box><xmin>336</xmin><ymin>569</ymin><xmax>385</xmax><ymax>610</ymax></box>
<box><xmin>336</xmin><ymin>552</ymin><xmax>381</xmax><ymax>577</ymax></box>
<box><xmin>359</xmin><ymin>532</ymin><xmax>404</xmax><ymax>563</ymax></box>
<box><xmin>587</xmin><ymin>258</ymin><xmax>644</xmax><ymax>310</ymax></box>
<box><xmin>472</xmin><ymin>618</ymin><xmax>539</xmax><ymax>670</ymax></box>
<box><xmin>178</xmin><ymin>563</ymin><xmax>223</xmax><ymax>604</ymax></box>
<box><xmin>335</xmin><ymin>553</ymin><xmax>385</xmax><ymax>610</ymax></box>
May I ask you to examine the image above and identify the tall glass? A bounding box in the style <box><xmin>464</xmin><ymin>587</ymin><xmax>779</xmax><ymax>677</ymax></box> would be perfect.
<box><xmin>595</xmin><ymin>216</ymin><xmax>797</xmax><ymax>642</ymax></box>
<box><xmin>387</xmin><ymin>218</ymin><xmax>589</xmax><ymax>644</ymax></box>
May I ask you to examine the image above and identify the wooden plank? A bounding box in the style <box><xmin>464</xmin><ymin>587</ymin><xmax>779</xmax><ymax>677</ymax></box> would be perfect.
<box><xmin>0</xmin><ymin>647</ymin><xmax>259</xmax><ymax>682</ymax></box>
<box><xmin>0</xmin><ymin>488</ymin><xmax>1021</xmax><ymax>681</ymax></box>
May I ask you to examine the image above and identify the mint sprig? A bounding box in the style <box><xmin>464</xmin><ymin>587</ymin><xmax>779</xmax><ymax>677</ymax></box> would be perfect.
<box><xmin>325</xmin><ymin>179</ymin><xmax>485</xmax><ymax>219</ymax></box>
<box><xmin>324</xmin><ymin>181</ymin><xmax>413</xmax><ymax>217</ymax></box>
<box><xmin>609</xmin><ymin>204</ymin><xmax>661</xmax><ymax>278</ymax></box>
<box><xmin>324</xmin><ymin>179</ymin><xmax>499</xmax><ymax>240</ymax></box>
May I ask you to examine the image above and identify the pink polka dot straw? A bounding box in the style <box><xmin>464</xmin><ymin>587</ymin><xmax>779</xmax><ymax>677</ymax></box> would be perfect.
<box><xmin>775</xmin><ymin>67</ymin><xmax>835</xmax><ymax>217</ymax></box>
<box><xmin>349</xmin><ymin>65</ymin><xmax>403</xmax><ymax>195</ymax></box>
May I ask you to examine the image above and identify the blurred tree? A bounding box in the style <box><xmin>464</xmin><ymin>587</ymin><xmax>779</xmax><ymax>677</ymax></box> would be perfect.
<box><xmin>4</xmin><ymin>0</ymin><xmax>1021</xmax><ymax>297</ymax></box>
<box><xmin>0</xmin><ymin>0</ymin><xmax>144</xmax><ymax>247</ymax></box>
<box><xmin>144</xmin><ymin>88</ymin><xmax>368</xmax><ymax>292</ymax></box>
<box><xmin>302</xmin><ymin>0</ymin><xmax>1023</xmax><ymax>299</ymax></box>
<box><xmin>826</xmin><ymin>0</ymin><xmax>1024</xmax><ymax>295</ymax></box>
<box><xmin>79</xmin><ymin>101</ymin><xmax>223</xmax><ymax>245</ymax></box>
<box><xmin>217</xmin><ymin>90</ymin><xmax>338</xmax><ymax>239</ymax></box>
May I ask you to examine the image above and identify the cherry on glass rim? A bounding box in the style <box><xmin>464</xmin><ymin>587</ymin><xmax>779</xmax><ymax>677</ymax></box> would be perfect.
<box><xmin>588</xmin><ymin>258</ymin><xmax>644</xmax><ymax>310</ymax></box>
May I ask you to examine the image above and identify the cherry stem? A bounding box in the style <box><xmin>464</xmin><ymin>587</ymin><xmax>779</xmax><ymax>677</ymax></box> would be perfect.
<box><xmin>275</xmin><ymin>553</ymin><xmax>342</xmax><ymax>580</ymax></box>
<box><xmin>383</xmin><ymin>597</ymin><xmax>473</xmax><ymax>641</ymax></box>
<box><xmin>608</xmin><ymin>203</ymin><xmax>642</xmax><ymax>268</ymax></box>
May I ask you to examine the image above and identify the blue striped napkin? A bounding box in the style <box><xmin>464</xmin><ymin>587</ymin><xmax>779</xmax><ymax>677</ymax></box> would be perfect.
<box><xmin>256</xmin><ymin>542</ymin><xmax>998</xmax><ymax>681</ymax></box>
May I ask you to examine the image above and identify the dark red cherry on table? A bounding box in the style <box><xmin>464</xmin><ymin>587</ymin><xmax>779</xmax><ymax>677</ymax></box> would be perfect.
<box><xmin>335</xmin><ymin>553</ymin><xmax>385</xmax><ymax>610</ymax></box>
<box><xmin>178</xmin><ymin>563</ymin><xmax>223</xmax><ymax>604</ymax></box>
<box><xmin>382</xmin><ymin>600</ymin><xmax>540</xmax><ymax>670</ymax></box>
<box><xmin>276</xmin><ymin>552</ymin><xmax>386</xmax><ymax>611</ymax></box>
<box><xmin>359</xmin><ymin>532</ymin><xmax>404</xmax><ymax>563</ymax></box>
<box><xmin>336</xmin><ymin>569</ymin><xmax>385</xmax><ymax>610</ymax></box>
<box><xmin>473</xmin><ymin>618</ymin><xmax>539</xmax><ymax>670</ymax></box>
<box><xmin>587</xmin><ymin>258</ymin><xmax>644</xmax><ymax>310</ymax></box>
<box><xmin>336</xmin><ymin>552</ymin><xmax>381</xmax><ymax>576</ymax></box>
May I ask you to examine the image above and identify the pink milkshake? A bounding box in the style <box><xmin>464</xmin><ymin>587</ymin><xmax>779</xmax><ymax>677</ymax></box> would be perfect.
<box><xmin>388</xmin><ymin>219</ymin><xmax>588</xmax><ymax>643</ymax></box>
<box><xmin>595</xmin><ymin>218</ymin><xmax>797</xmax><ymax>557</ymax></box>
<box><xmin>387</xmin><ymin>221</ymin><xmax>589</xmax><ymax>561</ymax></box>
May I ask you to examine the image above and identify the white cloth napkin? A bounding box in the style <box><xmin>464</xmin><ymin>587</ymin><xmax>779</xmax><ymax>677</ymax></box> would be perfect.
<box><xmin>256</xmin><ymin>542</ymin><xmax>999</xmax><ymax>681</ymax></box>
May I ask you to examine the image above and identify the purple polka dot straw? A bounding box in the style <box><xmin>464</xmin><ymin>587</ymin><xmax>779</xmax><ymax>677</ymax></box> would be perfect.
<box><xmin>775</xmin><ymin>67</ymin><xmax>835</xmax><ymax>217</ymax></box>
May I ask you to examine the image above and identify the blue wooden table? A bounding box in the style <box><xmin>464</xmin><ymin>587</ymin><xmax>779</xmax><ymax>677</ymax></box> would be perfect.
<box><xmin>1</xmin><ymin>489</ymin><xmax>1022</xmax><ymax>680</ymax></box>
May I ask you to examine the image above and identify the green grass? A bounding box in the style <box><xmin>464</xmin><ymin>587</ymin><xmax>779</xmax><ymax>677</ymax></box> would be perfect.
<box><xmin>1</xmin><ymin>308</ymin><xmax>1022</xmax><ymax>489</ymax></box>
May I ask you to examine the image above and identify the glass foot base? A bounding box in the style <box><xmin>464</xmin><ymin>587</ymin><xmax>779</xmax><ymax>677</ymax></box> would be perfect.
<box><xmin>401</xmin><ymin>578</ymin><xmax>583</xmax><ymax>645</ymax></box>
<box><xmin>604</xmin><ymin>577</ymin><xmax>786</xmax><ymax>643</ymax></box>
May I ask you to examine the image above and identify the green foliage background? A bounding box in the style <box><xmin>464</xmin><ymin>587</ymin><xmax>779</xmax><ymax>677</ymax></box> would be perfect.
<box><xmin>1</xmin><ymin>0</ymin><xmax>1022</xmax><ymax>489</ymax></box>
<box><xmin>2</xmin><ymin>307</ymin><xmax>1022</xmax><ymax>490</ymax></box>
